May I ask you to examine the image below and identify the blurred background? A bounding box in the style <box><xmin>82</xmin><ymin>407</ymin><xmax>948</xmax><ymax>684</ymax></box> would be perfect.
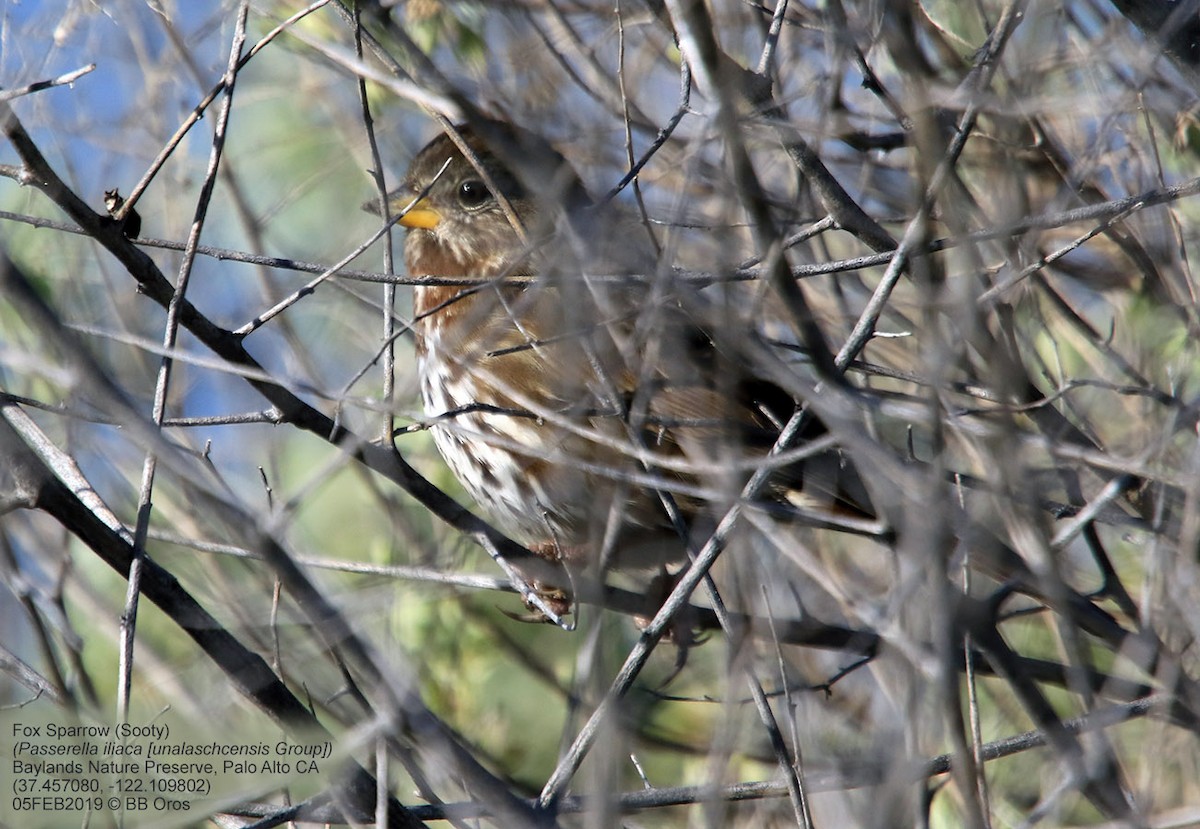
<box><xmin>2</xmin><ymin>1</ymin><xmax>1200</xmax><ymax>827</ymax></box>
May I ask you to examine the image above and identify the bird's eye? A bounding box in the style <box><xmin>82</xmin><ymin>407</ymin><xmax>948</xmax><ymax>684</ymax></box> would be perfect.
<box><xmin>457</xmin><ymin>179</ymin><xmax>491</xmax><ymax>209</ymax></box>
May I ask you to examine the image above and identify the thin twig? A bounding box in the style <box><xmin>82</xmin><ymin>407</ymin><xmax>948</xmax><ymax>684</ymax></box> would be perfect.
<box><xmin>5</xmin><ymin>172</ymin><xmax>1200</xmax><ymax>288</ymax></box>
<box><xmin>834</xmin><ymin>0</ymin><xmax>1030</xmax><ymax>372</ymax></box>
<box><xmin>352</xmin><ymin>6</ymin><xmax>399</xmax><ymax>445</ymax></box>
<box><xmin>119</xmin><ymin>3</ymin><xmax>249</xmax><ymax>724</ymax></box>
<box><xmin>118</xmin><ymin>1</ymin><xmax>332</xmax><ymax>219</ymax></box>
<box><xmin>231</xmin><ymin>175</ymin><xmax>446</xmax><ymax>337</ymax></box>
<box><xmin>537</xmin><ymin>404</ymin><xmax>838</xmax><ymax>809</ymax></box>
<box><xmin>0</xmin><ymin>385</ymin><xmax>416</xmax><ymax>826</ymax></box>
<box><xmin>0</xmin><ymin>63</ymin><xmax>96</xmax><ymax>103</ymax></box>
<box><xmin>755</xmin><ymin>0</ymin><xmax>791</xmax><ymax>79</ymax></box>
<box><xmin>411</xmin><ymin>694</ymin><xmax>1169</xmax><ymax>821</ymax></box>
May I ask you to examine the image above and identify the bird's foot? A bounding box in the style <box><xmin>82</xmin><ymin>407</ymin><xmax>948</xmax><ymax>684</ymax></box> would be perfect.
<box><xmin>503</xmin><ymin>581</ymin><xmax>574</xmax><ymax>625</ymax></box>
<box><xmin>634</xmin><ymin>569</ymin><xmax>707</xmax><ymax>682</ymax></box>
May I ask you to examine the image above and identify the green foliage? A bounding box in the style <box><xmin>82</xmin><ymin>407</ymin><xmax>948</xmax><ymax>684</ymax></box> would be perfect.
<box><xmin>404</xmin><ymin>1</ymin><xmax>487</xmax><ymax>67</ymax></box>
<box><xmin>3</xmin><ymin>2</ymin><xmax>1200</xmax><ymax>827</ymax></box>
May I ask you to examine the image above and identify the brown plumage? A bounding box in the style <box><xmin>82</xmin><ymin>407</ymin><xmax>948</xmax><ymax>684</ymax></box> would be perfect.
<box><xmin>392</xmin><ymin>122</ymin><xmax>875</xmax><ymax>594</ymax></box>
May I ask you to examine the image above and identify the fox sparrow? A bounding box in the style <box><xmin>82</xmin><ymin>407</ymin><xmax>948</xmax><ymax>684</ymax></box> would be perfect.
<box><xmin>391</xmin><ymin>122</ymin><xmax>873</xmax><ymax>601</ymax></box>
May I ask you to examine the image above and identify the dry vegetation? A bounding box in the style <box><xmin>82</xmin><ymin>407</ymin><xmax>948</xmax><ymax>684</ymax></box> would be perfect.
<box><xmin>2</xmin><ymin>1</ymin><xmax>1200</xmax><ymax>827</ymax></box>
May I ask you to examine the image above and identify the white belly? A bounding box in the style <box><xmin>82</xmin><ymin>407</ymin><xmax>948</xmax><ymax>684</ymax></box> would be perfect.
<box><xmin>418</xmin><ymin>346</ymin><xmax>580</xmax><ymax>543</ymax></box>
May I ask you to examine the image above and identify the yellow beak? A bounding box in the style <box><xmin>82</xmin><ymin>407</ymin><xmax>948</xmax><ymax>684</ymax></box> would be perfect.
<box><xmin>394</xmin><ymin>196</ymin><xmax>441</xmax><ymax>230</ymax></box>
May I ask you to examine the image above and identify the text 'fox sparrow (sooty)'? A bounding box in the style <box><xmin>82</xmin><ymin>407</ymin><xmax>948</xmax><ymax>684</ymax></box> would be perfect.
<box><xmin>389</xmin><ymin>122</ymin><xmax>877</xmax><ymax>608</ymax></box>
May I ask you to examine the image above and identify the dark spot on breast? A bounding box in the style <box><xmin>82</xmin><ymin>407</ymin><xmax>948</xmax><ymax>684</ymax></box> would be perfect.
<box><xmin>476</xmin><ymin>458</ymin><xmax>499</xmax><ymax>488</ymax></box>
